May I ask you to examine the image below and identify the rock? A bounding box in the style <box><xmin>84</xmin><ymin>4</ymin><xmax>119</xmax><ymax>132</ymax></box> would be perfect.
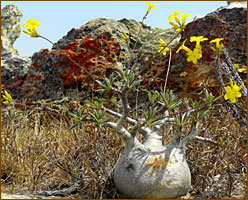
<box><xmin>152</xmin><ymin>1</ymin><xmax>247</xmax><ymax>95</ymax></box>
<box><xmin>226</xmin><ymin>1</ymin><xmax>247</xmax><ymax>6</ymax></box>
<box><xmin>1</xmin><ymin>55</ymin><xmax>31</xmax><ymax>92</ymax></box>
<box><xmin>181</xmin><ymin>1</ymin><xmax>247</xmax><ymax>65</ymax></box>
<box><xmin>54</xmin><ymin>18</ymin><xmax>179</xmax><ymax>62</ymax></box>
<box><xmin>17</xmin><ymin>32</ymin><xmax>121</xmax><ymax>101</ymax></box>
<box><xmin>1</xmin><ymin>4</ymin><xmax>32</xmax><ymax>101</ymax></box>
<box><xmin>1</xmin><ymin>4</ymin><xmax>23</xmax><ymax>57</ymax></box>
<box><xmin>54</xmin><ymin>18</ymin><xmax>129</xmax><ymax>60</ymax></box>
<box><xmin>13</xmin><ymin>18</ymin><xmax>179</xmax><ymax>102</ymax></box>
<box><xmin>2</xmin><ymin>3</ymin><xmax>246</xmax><ymax>102</ymax></box>
<box><xmin>118</xmin><ymin>18</ymin><xmax>179</xmax><ymax>54</ymax></box>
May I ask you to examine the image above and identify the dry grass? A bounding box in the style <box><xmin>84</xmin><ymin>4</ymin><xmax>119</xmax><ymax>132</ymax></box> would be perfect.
<box><xmin>1</xmin><ymin>97</ymin><xmax>247</xmax><ymax>199</ymax></box>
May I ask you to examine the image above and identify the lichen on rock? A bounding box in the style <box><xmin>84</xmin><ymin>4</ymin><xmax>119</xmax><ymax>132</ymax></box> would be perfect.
<box><xmin>1</xmin><ymin>4</ymin><xmax>23</xmax><ymax>57</ymax></box>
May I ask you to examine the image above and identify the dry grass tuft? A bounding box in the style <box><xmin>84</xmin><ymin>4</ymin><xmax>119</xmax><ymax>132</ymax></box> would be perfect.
<box><xmin>1</xmin><ymin>98</ymin><xmax>247</xmax><ymax>199</ymax></box>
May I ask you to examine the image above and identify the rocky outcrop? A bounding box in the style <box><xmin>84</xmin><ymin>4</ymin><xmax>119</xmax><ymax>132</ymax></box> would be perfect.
<box><xmin>54</xmin><ymin>18</ymin><xmax>179</xmax><ymax>61</ymax></box>
<box><xmin>2</xmin><ymin>2</ymin><xmax>247</xmax><ymax>102</ymax></box>
<box><xmin>1</xmin><ymin>4</ymin><xmax>23</xmax><ymax>57</ymax></box>
<box><xmin>7</xmin><ymin>17</ymin><xmax>178</xmax><ymax>102</ymax></box>
<box><xmin>1</xmin><ymin>4</ymin><xmax>32</xmax><ymax>101</ymax></box>
<box><xmin>159</xmin><ymin>1</ymin><xmax>247</xmax><ymax>94</ymax></box>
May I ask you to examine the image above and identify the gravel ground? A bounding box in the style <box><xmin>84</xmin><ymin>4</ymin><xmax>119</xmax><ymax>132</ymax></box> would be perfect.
<box><xmin>1</xmin><ymin>192</ymin><xmax>66</xmax><ymax>199</ymax></box>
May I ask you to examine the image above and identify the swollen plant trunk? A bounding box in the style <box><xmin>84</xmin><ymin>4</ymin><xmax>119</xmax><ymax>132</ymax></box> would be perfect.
<box><xmin>113</xmin><ymin>133</ymin><xmax>191</xmax><ymax>199</ymax></box>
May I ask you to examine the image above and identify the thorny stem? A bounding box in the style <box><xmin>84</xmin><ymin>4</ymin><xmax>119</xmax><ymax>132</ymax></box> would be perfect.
<box><xmin>171</xmin><ymin>126</ymin><xmax>181</xmax><ymax>145</ymax></box>
<box><xmin>214</xmin><ymin>48</ymin><xmax>247</xmax><ymax>130</ymax></box>
<box><xmin>104</xmin><ymin>106</ymin><xmax>160</xmax><ymax>137</ymax></box>
<box><xmin>178</xmin><ymin>121</ymin><xmax>217</xmax><ymax>152</ymax></box>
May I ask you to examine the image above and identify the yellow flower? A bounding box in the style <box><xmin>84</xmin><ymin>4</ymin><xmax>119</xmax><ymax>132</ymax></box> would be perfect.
<box><xmin>158</xmin><ymin>39</ymin><xmax>170</xmax><ymax>55</ymax></box>
<box><xmin>180</xmin><ymin>14</ymin><xmax>192</xmax><ymax>25</ymax></box>
<box><xmin>23</xmin><ymin>29</ymin><xmax>39</xmax><ymax>37</ymax></box>
<box><xmin>177</xmin><ymin>40</ymin><xmax>202</xmax><ymax>64</ymax></box>
<box><xmin>2</xmin><ymin>90</ymin><xmax>13</xmax><ymax>105</ymax></box>
<box><xmin>234</xmin><ymin>64</ymin><xmax>247</xmax><ymax>73</ymax></box>
<box><xmin>168</xmin><ymin>10</ymin><xmax>181</xmax><ymax>23</ymax></box>
<box><xmin>21</xmin><ymin>18</ymin><xmax>40</xmax><ymax>37</ymax></box>
<box><xmin>176</xmin><ymin>39</ymin><xmax>190</xmax><ymax>53</ymax></box>
<box><xmin>168</xmin><ymin>11</ymin><xmax>192</xmax><ymax>32</ymax></box>
<box><xmin>186</xmin><ymin>47</ymin><xmax>202</xmax><ymax>64</ymax></box>
<box><xmin>169</xmin><ymin>21</ymin><xmax>181</xmax><ymax>32</ymax></box>
<box><xmin>22</xmin><ymin>18</ymin><xmax>40</xmax><ymax>30</ymax></box>
<box><xmin>120</xmin><ymin>33</ymin><xmax>129</xmax><ymax>44</ymax></box>
<box><xmin>224</xmin><ymin>78</ymin><xmax>243</xmax><ymax>103</ymax></box>
<box><xmin>210</xmin><ymin>38</ymin><xmax>224</xmax><ymax>49</ymax></box>
<box><xmin>145</xmin><ymin>2</ymin><xmax>158</xmax><ymax>14</ymax></box>
<box><xmin>190</xmin><ymin>36</ymin><xmax>208</xmax><ymax>48</ymax></box>
<box><xmin>210</xmin><ymin>38</ymin><xmax>224</xmax><ymax>54</ymax></box>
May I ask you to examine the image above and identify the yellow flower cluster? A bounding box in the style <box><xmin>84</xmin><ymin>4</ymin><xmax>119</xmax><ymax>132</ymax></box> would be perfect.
<box><xmin>210</xmin><ymin>38</ymin><xmax>224</xmax><ymax>55</ymax></box>
<box><xmin>176</xmin><ymin>36</ymin><xmax>207</xmax><ymax>64</ymax></box>
<box><xmin>120</xmin><ymin>33</ymin><xmax>129</xmax><ymax>44</ymax></box>
<box><xmin>158</xmin><ymin>39</ymin><xmax>170</xmax><ymax>56</ymax></box>
<box><xmin>168</xmin><ymin>10</ymin><xmax>192</xmax><ymax>32</ymax></box>
<box><xmin>21</xmin><ymin>18</ymin><xmax>40</xmax><ymax>37</ymax></box>
<box><xmin>2</xmin><ymin>90</ymin><xmax>13</xmax><ymax>105</ymax></box>
<box><xmin>233</xmin><ymin>64</ymin><xmax>247</xmax><ymax>73</ymax></box>
<box><xmin>176</xmin><ymin>36</ymin><xmax>225</xmax><ymax>65</ymax></box>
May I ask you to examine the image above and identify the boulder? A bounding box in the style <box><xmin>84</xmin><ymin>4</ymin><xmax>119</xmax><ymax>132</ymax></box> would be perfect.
<box><xmin>1</xmin><ymin>4</ymin><xmax>23</xmax><ymax>57</ymax></box>
<box><xmin>1</xmin><ymin>4</ymin><xmax>32</xmax><ymax>101</ymax></box>
<box><xmin>13</xmin><ymin>18</ymin><xmax>179</xmax><ymax>102</ymax></box>
<box><xmin>1</xmin><ymin>55</ymin><xmax>31</xmax><ymax>90</ymax></box>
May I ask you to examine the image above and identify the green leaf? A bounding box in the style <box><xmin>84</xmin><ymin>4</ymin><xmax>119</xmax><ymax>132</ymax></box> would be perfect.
<box><xmin>69</xmin><ymin>122</ymin><xmax>80</xmax><ymax>130</ymax></box>
<box><xmin>130</xmin><ymin>80</ymin><xmax>142</xmax><ymax>89</ymax></box>
<box><xmin>142</xmin><ymin>107</ymin><xmax>162</xmax><ymax>127</ymax></box>
<box><xmin>220</xmin><ymin>135</ymin><xmax>228</xmax><ymax>145</ymax></box>
<box><xmin>160</xmin><ymin>90</ymin><xmax>181</xmax><ymax>110</ymax></box>
<box><xmin>68</xmin><ymin>112</ymin><xmax>78</xmax><ymax>119</ymax></box>
<box><xmin>96</xmin><ymin>80</ymin><xmax>107</xmax><ymax>88</ymax></box>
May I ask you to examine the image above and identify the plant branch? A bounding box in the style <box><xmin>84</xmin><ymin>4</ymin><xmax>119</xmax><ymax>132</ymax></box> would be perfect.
<box><xmin>102</xmin><ymin>121</ymin><xmax>133</xmax><ymax>145</ymax></box>
<box><xmin>193</xmin><ymin>136</ymin><xmax>217</xmax><ymax>144</ymax></box>
<box><xmin>179</xmin><ymin>121</ymin><xmax>200</xmax><ymax>152</ymax></box>
<box><xmin>117</xmin><ymin>88</ymin><xmax>130</xmax><ymax>129</ymax></box>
